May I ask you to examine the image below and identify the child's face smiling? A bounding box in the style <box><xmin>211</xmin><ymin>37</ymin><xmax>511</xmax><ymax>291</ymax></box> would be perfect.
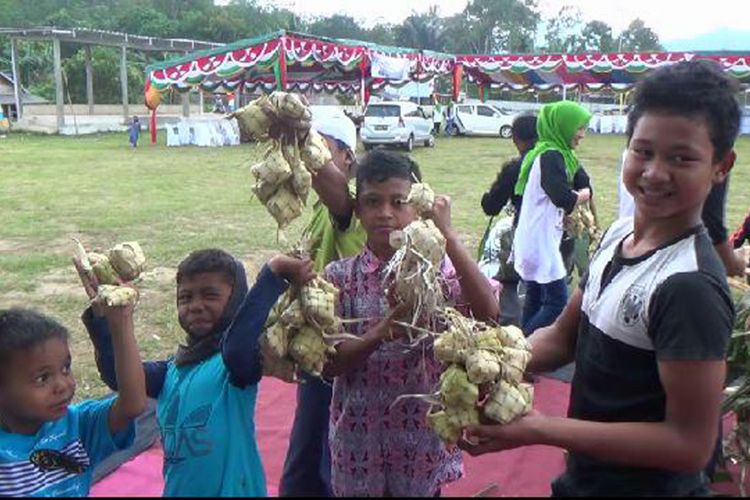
<box><xmin>0</xmin><ymin>338</ymin><xmax>76</xmax><ymax>435</ymax></box>
<box><xmin>177</xmin><ymin>272</ymin><xmax>233</xmax><ymax>338</ymax></box>
<box><xmin>624</xmin><ymin>112</ymin><xmax>730</xmax><ymax>225</ymax></box>
<box><xmin>356</xmin><ymin>177</ymin><xmax>417</xmax><ymax>259</ymax></box>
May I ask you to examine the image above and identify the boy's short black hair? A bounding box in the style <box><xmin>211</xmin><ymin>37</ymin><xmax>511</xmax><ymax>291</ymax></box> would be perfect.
<box><xmin>176</xmin><ymin>249</ymin><xmax>236</xmax><ymax>286</ymax></box>
<box><xmin>512</xmin><ymin>114</ymin><xmax>538</xmax><ymax>143</ymax></box>
<box><xmin>0</xmin><ymin>308</ymin><xmax>68</xmax><ymax>379</ymax></box>
<box><xmin>626</xmin><ymin>59</ymin><xmax>740</xmax><ymax>161</ymax></box>
<box><xmin>355</xmin><ymin>149</ymin><xmax>422</xmax><ymax>198</ymax></box>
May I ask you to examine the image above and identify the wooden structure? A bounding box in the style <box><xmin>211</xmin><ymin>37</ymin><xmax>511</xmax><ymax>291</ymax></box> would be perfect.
<box><xmin>0</xmin><ymin>27</ymin><xmax>223</xmax><ymax>131</ymax></box>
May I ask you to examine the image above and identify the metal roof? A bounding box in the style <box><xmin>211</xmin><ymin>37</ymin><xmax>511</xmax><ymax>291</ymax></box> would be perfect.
<box><xmin>0</xmin><ymin>27</ymin><xmax>223</xmax><ymax>52</ymax></box>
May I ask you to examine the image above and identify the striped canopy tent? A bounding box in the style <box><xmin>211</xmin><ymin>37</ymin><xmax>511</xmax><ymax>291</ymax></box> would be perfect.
<box><xmin>454</xmin><ymin>52</ymin><xmax>750</xmax><ymax>95</ymax></box>
<box><xmin>144</xmin><ymin>30</ymin><xmax>455</xmax><ymax>106</ymax></box>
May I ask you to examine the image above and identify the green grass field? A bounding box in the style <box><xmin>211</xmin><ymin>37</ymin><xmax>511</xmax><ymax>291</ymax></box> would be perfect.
<box><xmin>1</xmin><ymin>132</ymin><xmax>749</xmax><ymax>398</ymax></box>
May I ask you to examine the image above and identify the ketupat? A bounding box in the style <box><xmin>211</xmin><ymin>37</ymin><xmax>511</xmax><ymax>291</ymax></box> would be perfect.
<box><xmin>567</xmin><ymin>203</ymin><xmax>602</xmax><ymax>254</ymax></box>
<box><xmin>266</xmin><ymin>185</ymin><xmax>304</xmax><ymax>229</ymax></box>
<box><xmin>484</xmin><ymin>380</ymin><xmax>534</xmax><ymax>425</ymax></box>
<box><xmin>259</xmin><ymin>273</ymin><xmax>342</xmax><ymax>381</ymax></box>
<box><xmin>426</xmin><ymin>410</ymin><xmax>462</xmax><ymax>446</ymax></box>
<box><xmin>108</xmin><ymin>241</ymin><xmax>146</xmax><ymax>282</ymax></box>
<box><xmin>300</xmin><ymin>129</ymin><xmax>333</xmax><ymax>172</ymax></box>
<box><xmin>97</xmin><ymin>285</ymin><xmax>138</xmax><ymax>307</ymax></box>
<box><xmin>426</xmin><ymin>308</ymin><xmax>535</xmax><ymax>446</ymax></box>
<box><xmin>401</xmin><ymin>219</ymin><xmax>446</xmax><ymax>268</ymax></box>
<box><xmin>251</xmin><ymin>147</ymin><xmax>293</xmax><ymax>188</ymax></box>
<box><xmin>88</xmin><ymin>253</ymin><xmax>120</xmax><ymax>285</ymax></box>
<box><xmin>434</xmin><ymin>327</ymin><xmax>470</xmax><ymax>364</ymax></box>
<box><xmin>232</xmin><ymin>95</ymin><xmax>272</xmax><ymax>141</ymax></box>
<box><xmin>243</xmin><ymin>92</ymin><xmax>320</xmax><ymax>230</ymax></box>
<box><xmin>288</xmin><ymin>325</ymin><xmax>332</xmax><ymax>377</ymax></box>
<box><xmin>271</xmin><ymin>92</ymin><xmax>312</xmax><ymax>124</ymax></box>
<box><xmin>290</xmin><ymin>164</ymin><xmax>312</xmax><ymax>205</ymax></box>
<box><xmin>384</xmin><ymin>218</ymin><xmax>447</xmax><ymax>329</ymax></box>
<box><xmin>465</xmin><ymin>349</ymin><xmax>502</xmax><ymax>385</ymax></box>
<box><xmin>300</xmin><ymin>277</ymin><xmax>339</xmax><ymax>328</ymax></box>
<box><xmin>500</xmin><ymin>347</ymin><xmax>532</xmax><ymax>385</ymax></box>
<box><xmin>279</xmin><ymin>298</ymin><xmax>306</xmax><ymax>329</ymax></box>
<box><xmin>407</xmin><ymin>182</ymin><xmax>435</xmax><ymax>216</ymax></box>
<box><xmin>445</xmin><ymin>404</ymin><xmax>481</xmax><ymax>429</ymax></box>
<box><xmin>495</xmin><ymin>324</ymin><xmax>529</xmax><ymax>351</ymax></box>
<box><xmin>262</xmin><ymin>322</ymin><xmax>290</xmax><ymax>359</ymax></box>
<box><xmin>439</xmin><ymin>364</ymin><xmax>479</xmax><ymax>408</ymax></box>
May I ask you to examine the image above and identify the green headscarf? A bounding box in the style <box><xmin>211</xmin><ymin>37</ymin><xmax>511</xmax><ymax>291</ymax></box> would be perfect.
<box><xmin>514</xmin><ymin>101</ymin><xmax>592</xmax><ymax>195</ymax></box>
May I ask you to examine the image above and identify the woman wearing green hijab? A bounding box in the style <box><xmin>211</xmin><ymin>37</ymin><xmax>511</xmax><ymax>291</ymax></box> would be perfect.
<box><xmin>511</xmin><ymin>101</ymin><xmax>592</xmax><ymax>336</ymax></box>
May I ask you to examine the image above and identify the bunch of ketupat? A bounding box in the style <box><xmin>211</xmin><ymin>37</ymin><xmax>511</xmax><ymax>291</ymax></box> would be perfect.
<box><xmin>382</xmin><ymin>182</ymin><xmax>446</xmax><ymax>332</ymax></box>
<box><xmin>73</xmin><ymin>239</ymin><xmax>145</xmax><ymax>307</ymax></box>
<box><xmin>231</xmin><ymin>92</ymin><xmax>333</xmax><ymax>229</ymax></box>
<box><xmin>426</xmin><ymin>308</ymin><xmax>534</xmax><ymax>446</ymax></box>
<box><xmin>566</xmin><ymin>202</ymin><xmax>602</xmax><ymax>254</ymax></box>
<box><xmin>260</xmin><ymin>275</ymin><xmax>342</xmax><ymax>382</ymax></box>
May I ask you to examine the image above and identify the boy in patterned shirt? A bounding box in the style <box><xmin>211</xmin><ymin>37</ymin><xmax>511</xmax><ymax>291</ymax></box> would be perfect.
<box><xmin>322</xmin><ymin>149</ymin><xmax>500</xmax><ymax>496</ymax></box>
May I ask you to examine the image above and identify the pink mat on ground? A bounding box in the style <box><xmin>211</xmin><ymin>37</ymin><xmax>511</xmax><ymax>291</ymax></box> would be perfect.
<box><xmin>91</xmin><ymin>377</ymin><xmax>742</xmax><ymax>497</ymax></box>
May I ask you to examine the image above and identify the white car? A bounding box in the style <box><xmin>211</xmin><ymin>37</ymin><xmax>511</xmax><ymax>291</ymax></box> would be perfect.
<box><xmin>360</xmin><ymin>101</ymin><xmax>435</xmax><ymax>152</ymax></box>
<box><xmin>449</xmin><ymin>103</ymin><xmax>516</xmax><ymax>138</ymax></box>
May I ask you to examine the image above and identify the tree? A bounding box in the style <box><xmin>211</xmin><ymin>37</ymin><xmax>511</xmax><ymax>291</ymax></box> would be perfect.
<box><xmin>543</xmin><ymin>6</ymin><xmax>583</xmax><ymax>53</ymax></box>
<box><xmin>579</xmin><ymin>20</ymin><xmax>615</xmax><ymax>52</ymax></box>
<box><xmin>395</xmin><ymin>7</ymin><xmax>446</xmax><ymax>51</ymax></box>
<box><xmin>617</xmin><ymin>19</ymin><xmax>663</xmax><ymax>52</ymax></box>
<box><xmin>446</xmin><ymin>0</ymin><xmax>539</xmax><ymax>54</ymax></box>
<box><xmin>116</xmin><ymin>5</ymin><xmax>177</xmax><ymax>37</ymax></box>
<box><xmin>364</xmin><ymin>24</ymin><xmax>396</xmax><ymax>46</ymax></box>
<box><xmin>306</xmin><ymin>14</ymin><xmax>364</xmax><ymax>41</ymax></box>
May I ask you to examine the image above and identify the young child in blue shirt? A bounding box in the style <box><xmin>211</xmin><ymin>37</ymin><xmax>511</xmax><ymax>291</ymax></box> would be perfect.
<box><xmin>78</xmin><ymin>248</ymin><xmax>315</xmax><ymax>496</ymax></box>
<box><xmin>460</xmin><ymin>59</ymin><xmax>739</xmax><ymax>496</ymax></box>
<box><xmin>0</xmin><ymin>306</ymin><xmax>146</xmax><ymax>497</ymax></box>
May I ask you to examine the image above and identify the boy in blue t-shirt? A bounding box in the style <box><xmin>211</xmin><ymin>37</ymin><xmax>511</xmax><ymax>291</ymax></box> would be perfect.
<box><xmin>459</xmin><ymin>59</ymin><xmax>740</xmax><ymax>496</ymax></box>
<box><xmin>0</xmin><ymin>306</ymin><xmax>146</xmax><ymax>497</ymax></box>
<box><xmin>78</xmin><ymin>248</ymin><xmax>315</xmax><ymax>496</ymax></box>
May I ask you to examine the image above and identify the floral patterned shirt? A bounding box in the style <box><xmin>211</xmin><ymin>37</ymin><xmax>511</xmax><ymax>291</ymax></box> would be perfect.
<box><xmin>324</xmin><ymin>246</ymin><xmax>476</xmax><ymax>497</ymax></box>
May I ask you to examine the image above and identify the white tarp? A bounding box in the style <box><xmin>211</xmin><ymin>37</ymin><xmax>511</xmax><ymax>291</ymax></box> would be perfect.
<box><xmin>370</xmin><ymin>53</ymin><xmax>412</xmax><ymax>81</ymax></box>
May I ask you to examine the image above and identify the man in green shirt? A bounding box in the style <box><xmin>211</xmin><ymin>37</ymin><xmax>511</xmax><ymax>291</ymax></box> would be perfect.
<box><xmin>280</xmin><ymin>108</ymin><xmax>366</xmax><ymax>497</ymax></box>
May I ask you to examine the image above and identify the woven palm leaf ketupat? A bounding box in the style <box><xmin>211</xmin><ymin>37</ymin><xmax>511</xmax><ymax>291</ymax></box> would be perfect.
<box><xmin>72</xmin><ymin>239</ymin><xmax>146</xmax><ymax>307</ymax></box>
<box><xmin>108</xmin><ymin>242</ymin><xmax>146</xmax><ymax>282</ymax></box>
<box><xmin>424</xmin><ymin>309</ymin><xmax>535</xmax><ymax>445</ymax></box>
<box><xmin>236</xmin><ymin>91</ymin><xmax>329</xmax><ymax>230</ymax></box>
<box><xmin>96</xmin><ymin>285</ymin><xmax>139</xmax><ymax>307</ymax></box>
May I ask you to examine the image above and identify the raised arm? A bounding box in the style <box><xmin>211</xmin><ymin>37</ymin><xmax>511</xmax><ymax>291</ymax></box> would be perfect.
<box><xmin>429</xmin><ymin>195</ymin><xmax>499</xmax><ymax>322</ymax></box>
<box><xmin>222</xmin><ymin>256</ymin><xmax>315</xmax><ymax>387</ymax></box>
<box><xmin>98</xmin><ymin>296</ymin><xmax>147</xmax><ymax>434</ymax></box>
<box><xmin>75</xmin><ymin>258</ymin><xmax>167</xmax><ymax>398</ymax></box>
<box><xmin>310</xmin><ymin>161</ymin><xmax>355</xmax><ymax>223</ymax></box>
<box><xmin>83</xmin><ymin>308</ymin><xmax>168</xmax><ymax>398</ymax></box>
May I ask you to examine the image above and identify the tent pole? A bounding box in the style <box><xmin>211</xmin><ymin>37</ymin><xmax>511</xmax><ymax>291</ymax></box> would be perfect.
<box><xmin>85</xmin><ymin>45</ymin><xmax>94</xmax><ymax>115</ymax></box>
<box><xmin>120</xmin><ymin>45</ymin><xmax>129</xmax><ymax>123</ymax></box>
<box><xmin>10</xmin><ymin>38</ymin><xmax>22</xmax><ymax>121</ymax></box>
<box><xmin>53</xmin><ymin>38</ymin><xmax>65</xmax><ymax>131</ymax></box>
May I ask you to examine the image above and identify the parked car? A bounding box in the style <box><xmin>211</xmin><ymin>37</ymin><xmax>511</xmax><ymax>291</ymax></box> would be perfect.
<box><xmin>448</xmin><ymin>103</ymin><xmax>516</xmax><ymax>138</ymax></box>
<box><xmin>360</xmin><ymin>101</ymin><xmax>435</xmax><ymax>151</ymax></box>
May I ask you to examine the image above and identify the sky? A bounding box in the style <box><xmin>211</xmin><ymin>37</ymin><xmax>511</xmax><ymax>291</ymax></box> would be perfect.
<box><xmin>265</xmin><ymin>0</ymin><xmax>750</xmax><ymax>42</ymax></box>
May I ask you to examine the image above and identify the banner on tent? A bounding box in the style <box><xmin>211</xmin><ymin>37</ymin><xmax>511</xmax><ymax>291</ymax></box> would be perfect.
<box><xmin>370</xmin><ymin>53</ymin><xmax>412</xmax><ymax>81</ymax></box>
